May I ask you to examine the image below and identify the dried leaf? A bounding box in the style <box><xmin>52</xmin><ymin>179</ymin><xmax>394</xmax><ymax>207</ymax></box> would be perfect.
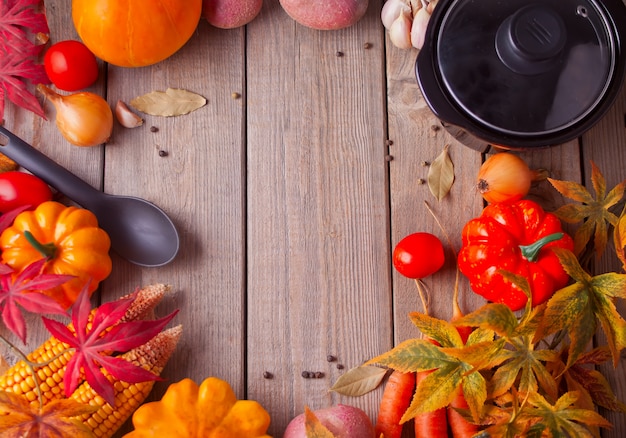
<box><xmin>567</xmin><ymin>364</ymin><xmax>626</xmax><ymax>412</ymax></box>
<box><xmin>329</xmin><ymin>365</ymin><xmax>387</xmax><ymax>397</ymax></box>
<box><xmin>539</xmin><ymin>248</ymin><xmax>626</xmax><ymax>368</ymax></box>
<box><xmin>304</xmin><ymin>406</ymin><xmax>335</xmax><ymax>438</ymax></box>
<box><xmin>365</xmin><ymin>338</ymin><xmax>454</xmax><ymax>373</ymax></box>
<box><xmin>522</xmin><ymin>391</ymin><xmax>612</xmax><ymax>436</ymax></box>
<box><xmin>408</xmin><ymin>311</ymin><xmax>463</xmax><ymax>348</ymax></box>
<box><xmin>614</xmin><ymin>208</ymin><xmax>626</xmax><ymax>271</ymax></box>
<box><xmin>402</xmin><ymin>362</ymin><xmax>463</xmax><ymax>422</ymax></box>
<box><xmin>427</xmin><ymin>144</ymin><xmax>454</xmax><ymax>201</ymax></box>
<box><xmin>549</xmin><ymin>162</ymin><xmax>626</xmax><ymax>256</ymax></box>
<box><xmin>130</xmin><ymin>88</ymin><xmax>206</xmax><ymax>117</ymax></box>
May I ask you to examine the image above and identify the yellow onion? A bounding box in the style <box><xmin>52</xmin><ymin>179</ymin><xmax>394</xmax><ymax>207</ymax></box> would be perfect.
<box><xmin>476</xmin><ymin>152</ymin><xmax>543</xmax><ymax>204</ymax></box>
<box><xmin>37</xmin><ymin>84</ymin><xmax>113</xmax><ymax>147</ymax></box>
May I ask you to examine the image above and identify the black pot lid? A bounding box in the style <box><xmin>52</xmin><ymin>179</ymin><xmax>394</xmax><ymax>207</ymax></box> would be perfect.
<box><xmin>421</xmin><ymin>0</ymin><xmax>625</xmax><ymax>142</ymax></box>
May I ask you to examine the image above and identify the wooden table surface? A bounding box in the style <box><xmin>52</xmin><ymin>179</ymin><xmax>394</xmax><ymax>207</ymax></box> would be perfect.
<box><xmin>2</xmin><ymin>1</ymin><xmax>626</xmax><ymax>436</ymax></box>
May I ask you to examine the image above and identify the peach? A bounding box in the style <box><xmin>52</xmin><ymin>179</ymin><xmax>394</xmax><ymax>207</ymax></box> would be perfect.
<box><xmin>279</xmin><ymin>0</ymin><xmax>369</xmax><ymax>30</ymax></box>
<box><xmin>284</xmin><ymin>405</ymin><xmax>375</xmax><ymax>438</ymax></box>
<box><xmin>202</xmin><ymin>0</ymin><xmax>262</xmax><ymax>29</ymax></box>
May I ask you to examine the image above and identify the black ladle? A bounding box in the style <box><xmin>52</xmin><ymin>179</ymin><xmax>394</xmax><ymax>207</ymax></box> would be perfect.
<box><xmin>0</xmin><ymin>127</ymin><xmax>179</xmax><ymax>267</ymax></box>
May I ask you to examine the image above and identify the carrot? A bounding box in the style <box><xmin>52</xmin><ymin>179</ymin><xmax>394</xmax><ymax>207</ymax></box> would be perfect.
<box><xmin>375</xmin><ymin>370</ymin><xmax>416</xmax><ymax>438</ymax></box>
<box><xmin>448</xmin><ymin>388</ymin><xmax>480</xmax><ymax>438</ymax></box>
<box><xmin>413</xmin><ymin>370</ymin><xmax>449</xmax><ymax>438</ymax></box>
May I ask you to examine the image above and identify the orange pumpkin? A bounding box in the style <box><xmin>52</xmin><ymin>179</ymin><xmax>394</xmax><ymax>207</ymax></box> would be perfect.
<box><xmin>72</xmin><ymin>0</ymin><xmax>202</xmax><ymax>67</ymax></box>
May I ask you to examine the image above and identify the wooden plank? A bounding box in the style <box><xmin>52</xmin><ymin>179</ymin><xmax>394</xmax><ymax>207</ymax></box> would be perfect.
<box><xmin>580</xmin><ymin>81</ymin><xmax>626</xmax><ymax>437</ymax></box>
<box><xmin>0</xmin><ymin>0</ymin><xmax>106</xmax><ymax>364</ymax></box>
<box><xmin>245</xmin><ymin>0</ymin><xmax>390</xmax><ymax>435</ymax></box>
<box><xmin>100</xmin><ymin>16</ymin><xmax>248</xmax><ymax>434</ymax></box>
<box><xmin>385</xmin><ymin>41</ymin><xmax>485</xmax><ymax>341</ymax></box>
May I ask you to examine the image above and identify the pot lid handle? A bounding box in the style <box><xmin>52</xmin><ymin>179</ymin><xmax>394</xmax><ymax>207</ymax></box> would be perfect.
<box><xmin>496</xmin><ymin>4</ymin><xmax>567</xmax><ymax>75</ymax></box>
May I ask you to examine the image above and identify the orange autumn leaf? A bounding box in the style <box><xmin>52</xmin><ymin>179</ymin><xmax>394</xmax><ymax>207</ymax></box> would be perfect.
<box><xmin>0</xmin><ymin>390</ymin><xmax>96</xmax><ymax>437</ymax></box>
<box><xmin>548</xmin><ymin>161</ymin><xmax>626</xmax><ymax>257</ymax></box>
<box><xmin>304</xmin><ymin>406</ymin><xmax>335</xmax><ymax>438</ymax></box>
<box><xmin>613</xmin><ymin>208</ymin><xmax>626</xmax><ymax>271</ymax></box>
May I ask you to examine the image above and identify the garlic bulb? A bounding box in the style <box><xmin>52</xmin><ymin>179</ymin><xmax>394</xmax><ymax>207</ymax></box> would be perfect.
<box><xmin>381</xmin><ymin>0</ymin><xmax>411</xmax><ymax>29</ymax></box>
<box><xmin>38</xmin><ymin>85</ymin><xmax>113</xmax><ymax>147</ymax></box>
<box><xmin>383</xmin><ymin>0</ymin><xmax>439</xmax><ymax>50</ymax></box>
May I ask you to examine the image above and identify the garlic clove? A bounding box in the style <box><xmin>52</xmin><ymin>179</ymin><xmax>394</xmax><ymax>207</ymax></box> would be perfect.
<box><xmin>411</xmin><ymin>7</ymin><xmax>431</xmax><ymax>50</ymax></box>
<box><xmin>115</xmin><ymin>100</ymin><xmax>144</xmax><ymax>128</ymax></box>
<box><xmin>381</xmin><ymin>0</ymin><xmax>411</xmax><ymax>30</ymax></box>
<box><xmin>388</xmin><ymin>11</ymin><xmax>413</xmax><ymax>50</ymax></box>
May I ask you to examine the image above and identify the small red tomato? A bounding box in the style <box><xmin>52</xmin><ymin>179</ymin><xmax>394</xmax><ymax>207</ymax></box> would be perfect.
<box><xmin>0</xmin><ymin>171</ymin><xmax>53</xmax><ymax>213</ymax></box>
<box><xmin>44</xmin><ymin>40</ymin><xmax>99</xmax><ymax>91</ymax></box>
<box><xmin>393</xmin><ymin>232</ymin><xmax>445</xmax><ymax>279</ymax></box>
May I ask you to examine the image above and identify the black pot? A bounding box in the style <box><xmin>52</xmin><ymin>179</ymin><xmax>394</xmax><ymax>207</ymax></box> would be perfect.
<box><xmin>416</xmin><ymin>0</ymin><xmax>626</xmax><ymax>151</ymax></box>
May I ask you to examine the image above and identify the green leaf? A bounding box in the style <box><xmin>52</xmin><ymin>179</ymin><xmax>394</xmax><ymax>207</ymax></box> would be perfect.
<box><xmin>541</xmin><ymin>249</ymin><xmax>626</xmax><ymax>367</ymax></box>
<box><xmin>539</xmin><ymin>282</ymin><xmax>597</xmax><ymax>369</ymax></box>
<box><xmin>592</xmin><ymin>272</ymin><xmax>626</xmax><ymax>299</ymax></box>
<box><xmin>552</xmin><ymin>248</ymin><xmax>592</xmax><ymax>283</ymax></box>
<box><xmin>521</xmin><ymin>392</ymin><xmax>612</xmax><ymax>437</ymax></box>
<box><xmin>466</xmin><ymin>327</ymin><xmax>496</xmax><ymax>346</ymax></box>
<box><xmin>401</xmin><ymin>361</ymin><xmax>463</xmax><ymax>422</ymax></box>
<box><xmin>442</xmin><ymin>339</ymin><xmax>507</xmax><ymax>371</ymax></box>
<box><xmin>408</xmin><ymin>312</ymin><xmax>463</xmax><ymax>348</ymax></box>
<box><xmin>488</xmin><ymin>336</ymin><xmax>558</xmax><ymax>401</ymax></box>
<box><xmin>462</xmin><ymin>368</ymin><xmax>488</xmax><ymax>423</ymax></box>
<box><xmin>329</xmin><ymin>365</ymin><xmax>387</xmax><ymax>397</ymax></box>
<box><xmin>427</xmin><ymin>144</ymin><xmax>454</xmax><ymax>201</ymax></box>
<box><xmin>454</xmin><ymin>303</ymin><xmax>519</xmax><ymax>339</ymax></box>
<box><xmin>365</xmin><ymin>338</ymin><xmax>455</xmax><ymax>372</ymax></box>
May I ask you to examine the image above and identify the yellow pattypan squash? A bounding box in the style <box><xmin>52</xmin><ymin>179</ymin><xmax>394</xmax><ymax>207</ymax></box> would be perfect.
<box><xmin>124</xmin><ymin>377</ymin><xmax>272</xmax><ymax>437</ymax></box>
<box><xmin>0</xmin><ymin>201</ymin><xmax>112</xmax><ymax>308</ymax></box>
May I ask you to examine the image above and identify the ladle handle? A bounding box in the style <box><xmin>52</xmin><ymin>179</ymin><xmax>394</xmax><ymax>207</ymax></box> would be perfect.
<box><xmin>0</xmin><ymin>127</ymin><xmax>101</xmax><ymax>210</ymax></box>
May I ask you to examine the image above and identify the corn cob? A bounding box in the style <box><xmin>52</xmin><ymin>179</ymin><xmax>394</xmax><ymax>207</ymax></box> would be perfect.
<box><xmin>0</xmin><ymin>284</ymin><xmax>171</xmax><ymax>407</ymax></box>
<box><xmin>71</xmin><ymin>325</ymin><xmax>182</xmax><ymax>438</ymax></box>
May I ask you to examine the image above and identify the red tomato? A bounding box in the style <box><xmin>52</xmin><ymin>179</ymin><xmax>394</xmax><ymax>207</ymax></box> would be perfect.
<box><xmin>0</xmin><ymin>172</ymin><xmax>53</xmax><ymax>213</ymax></box>
<box><xmin>44</xmin><ymin>40</ymin><xmax>99</xmax><ymax>91</ymax></box>
<box><xmin>393</xmin><ymin>232</ymin><xmax>445</xmax><ymax>279</ymax></box>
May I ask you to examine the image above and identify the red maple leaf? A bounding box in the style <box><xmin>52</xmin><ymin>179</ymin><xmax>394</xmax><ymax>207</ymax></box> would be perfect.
<box><xmin>43</xmin><ymin>286</ymin><xmax>178</xmax><ymax>406</ymax></box>
<box><xmin>0</xmin><ymin>0</ymin><xmax>50</xmax><ymax>120</ymax></box>
<box><xmin>0</xmin><ymin>258</ymin><xmax>71</xmax><ymax>343</ymax></box>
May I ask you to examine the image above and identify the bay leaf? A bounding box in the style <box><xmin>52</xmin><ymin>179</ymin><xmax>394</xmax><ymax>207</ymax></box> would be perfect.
<box><xmin>427</xmin><ymin>144</ymin><xmax>454</xmax><ymax>201</ymax></box>
<box><xmin>130</xmin><ymin>88</ymin><xmax>206</xmax><ymax>117</ymax></box>
<box><xmin>329</xmin><ymin>365</ymin><xmax>387</xmax><ymax>397</ymax></box>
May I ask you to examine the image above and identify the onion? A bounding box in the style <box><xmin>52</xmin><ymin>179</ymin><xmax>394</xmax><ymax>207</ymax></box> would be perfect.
<box><xmin>37</xmin><ymin>84</ymin><xmax>113</xmax><ymax>147</ymax></box>
<box><xmin>476</xmin><ymin>152</ymin><xmax>538</xmax><ymax>204</ymax></box>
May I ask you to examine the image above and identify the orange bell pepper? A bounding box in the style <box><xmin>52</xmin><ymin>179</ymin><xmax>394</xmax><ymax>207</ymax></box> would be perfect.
<box><xmin>0</xmin><ymin>201</ymin><xmax>112</xmax><ymax>308</ymax></box>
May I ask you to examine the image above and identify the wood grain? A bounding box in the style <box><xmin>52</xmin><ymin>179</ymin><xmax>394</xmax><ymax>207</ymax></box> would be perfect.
<box><xmin>1</xmin><ymin>1</ymin><xmax>625</xmax><ymax>437</ymax></box>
